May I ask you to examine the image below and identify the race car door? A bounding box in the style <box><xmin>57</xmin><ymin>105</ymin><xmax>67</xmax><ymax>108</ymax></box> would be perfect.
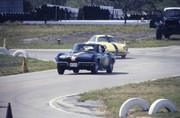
<box><xmin>98</xmin><ymin>45</ymin><xmax>110</xmax><ymax>67</ymax></box>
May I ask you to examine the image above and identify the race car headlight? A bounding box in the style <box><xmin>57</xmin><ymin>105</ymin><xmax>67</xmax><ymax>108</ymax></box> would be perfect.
<box><xmin>123</xmin><ymin>46</ymin><xmax>128</xmax><ymax>52</ymax></box>
<box><xmin>60</xmin><ymin>55</ymin><xmax>68</xmax><ymax>59</ymax></box>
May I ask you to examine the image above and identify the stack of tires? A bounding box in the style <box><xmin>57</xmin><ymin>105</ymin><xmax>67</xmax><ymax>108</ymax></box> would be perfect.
<box><xmin>78</xmin><ymin>5</ymin><xmax>110</xmax><ymax>20</ymax></box>
<box><xmin>35</xmin><ymin>5</ymin><xmax>71</xmax><ymax>21</ymax></box>
<box><xmin>0</xmin><ymin>4</ymin><xmax>71</xmax><ymax>23</ymax></box>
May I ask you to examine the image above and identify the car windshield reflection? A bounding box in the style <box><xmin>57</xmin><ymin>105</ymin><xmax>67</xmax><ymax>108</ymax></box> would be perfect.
<box><xmin>72</xmin><ymin>44</ymin><xmax>97</xmax><ymax>53</ymax></box>
<box><xmin>97</xmin><ymin>37</ymin><xmax>118</xmax><ymax>43</ymax></box>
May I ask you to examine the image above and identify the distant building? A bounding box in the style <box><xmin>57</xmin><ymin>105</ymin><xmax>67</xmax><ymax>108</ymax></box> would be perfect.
<box><xmin>100</xmin><ymin>6</ymin><xmax>123</xmax><ymax>19</ymax></box>
<box><xmin>0</xmin><ymin>0</ymin><xmax>23</xmax><ymax>13</ymax></box>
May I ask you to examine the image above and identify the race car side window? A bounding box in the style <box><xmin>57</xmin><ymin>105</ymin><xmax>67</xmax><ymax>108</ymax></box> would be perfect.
<box><xmin>98</xmin><ymin>45</ymin><xmax>105</xmax><ymax>53</ymax></box>
<box><xmin>101</xmin><ymin>46</ymin><xmax>105</xmax><ymax>53</ymax></box>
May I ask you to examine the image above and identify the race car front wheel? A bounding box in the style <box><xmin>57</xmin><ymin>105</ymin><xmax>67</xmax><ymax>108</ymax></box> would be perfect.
<box><xmin>73</xmin><ymin>69</ymin><xmax>79</xmax><ymax>74</ymax></box>
<box><xmin>106</xmin><ymin>62</ymin><xmax>113</xmax><ymax>73</ymax></box>
<box><xmin>91</xmin><ymin>61</ymin><xmax>99</xmax><ymax>74</ymax></box>
<box><xmin>121</xmin><ymin>55</ymin><xmax>126</xmax><ymax>59</ymax></box>
<box><xmin>57</xmin><ymin>64</ymin><xmax>65</xmax><ymax>74</ymax></box>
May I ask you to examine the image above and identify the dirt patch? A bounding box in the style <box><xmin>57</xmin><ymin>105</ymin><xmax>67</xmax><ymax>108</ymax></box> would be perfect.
<box><xmin>20</xmin><ymin>32</ymin><xmax>155</xmax><ymax>44</ymax></box>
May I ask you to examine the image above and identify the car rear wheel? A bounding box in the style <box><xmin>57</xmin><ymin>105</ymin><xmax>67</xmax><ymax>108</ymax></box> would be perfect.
<box><xmin>121</xmin><ymin>55</ymin><xmax>126</xmax><ymax>59</ymax></box>
<box><xmin>106</xmin><ymin>62</ymin><xmax>113</xmax><ymax>73</ymax></box>
<box><xmin>91</xmin><ymin>61</ymin><xmax>99</xmax><ymax>74</ymax></box>
<box><xmin>73</xmin><ymin>69</ymin><xmax>79</xmax><ymax>74</ymax></box>
<box><xmin>57</xmin><ymin>64</ymin><xmax>65</xmax><ymax>74</ymax></box>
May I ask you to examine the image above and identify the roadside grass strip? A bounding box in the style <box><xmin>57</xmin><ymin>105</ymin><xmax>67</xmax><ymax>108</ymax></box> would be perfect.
<box><xmin>0</xmin><ymin>55</ymin><xmax>56</xmax><ymax>76</ymax></box>
<box><xmin>78</xmin><ymin>76</ymin><xmax>180</xmax><ymax>118</ymax></box>
<box><xmin>128</xmin><ymin>39</ymin><xmax>180</xmax><ymax>48</ymax></box>
<box><xmin>0</xmin><ymin>24</ymin><xmax>179</xmax><ymax>49</ymax></box>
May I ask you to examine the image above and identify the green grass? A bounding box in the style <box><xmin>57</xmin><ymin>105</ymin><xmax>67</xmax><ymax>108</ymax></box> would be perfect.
<box><xmin>0</xmin><ymin>23</ymin><xmax>179</xmax><ymax>49</ymax></box>
<box><xmin>0</xmin><ymin>23</ymin><xmax>155</xmax><ymax>49</ymax></box>
<box><xmin>7</xmin><ymin>39</ymin><xmax>88</xmax><ymax>49</ymax></box>
<box><xmin>0</xmin><ymin>24</ymin><xmax>153</xmax><ymax>40</ymax></box>
<box><xmin>79</xmin><ymin>76</ymin><xmax>180</xmax><ymax>118</ymax></box>
<box><xmin>128</xmin><ymin>38</ymin><xmax>180</xmax><ymax>48</ymax></box>
<box><xmin>0</xmin><ymin>54</ymin><xmax>56</xmax><ymax>76</ymax></box>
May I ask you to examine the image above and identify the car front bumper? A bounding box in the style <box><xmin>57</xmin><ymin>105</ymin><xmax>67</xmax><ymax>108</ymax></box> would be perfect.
<box><xmin>57</xmin><ymin>61</ymin><xmax>96</xmax><ymax>70</ymax></box>
<box><xmin>111</xmin><ymin>51</ymin><xmax>128</xmax><ymax>56</ymax></box>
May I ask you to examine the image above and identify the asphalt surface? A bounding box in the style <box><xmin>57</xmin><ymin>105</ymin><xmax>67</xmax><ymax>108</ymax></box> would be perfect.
<box><xmin>0</xmin><ymin>46</ymin><xmax>180</xmax><ymax>118</ymax></box>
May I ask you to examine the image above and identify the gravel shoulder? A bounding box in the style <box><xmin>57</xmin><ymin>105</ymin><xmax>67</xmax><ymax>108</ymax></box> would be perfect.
<box><xmin>21</xmin><ymin>32</ymin><xmax>155</xmax><ymax>43</ymax></box>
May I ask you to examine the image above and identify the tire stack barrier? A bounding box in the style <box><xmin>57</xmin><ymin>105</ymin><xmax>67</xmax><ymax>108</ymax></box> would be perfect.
<box><xmin>0</xmin><ymin>4</ymin><xmax>151</xmax><ymax>23</ymax></box>
<box><xmin>119</xmin><ymin>98</ymin><xmax>150</xmax><ymax>117</ymax></box>
<box><xmin>13</xmin><ymin>50</ymin><xmax>29</xmax><ymax>58</ymax></box>
<box><xmin>148</xmin><ymin>99</ymin><xmax>177</xmax><ymax>115</ymax></box>
<box><xmin>78</xmin><ymin>5</ymin><xmax>110</xmax><ymax>20</ymax></box>
<box><xmin>0</xmin><ymin>47</ymin><xmax>10</xmax><ymax>55</ymax></box>
<box><xmin>12</xmin><ymin>50</ymin><xmax>29</xmax><ymax>73</ymax></box>
<box><xmin>119</xmin><ymin>98</ymin><xmax>178</xmax><ymax>117</ymax></box>
<box><xmin>0</xmin><ymin>4</ymin><xmax>71</xmax><ymax>23</ymax></box>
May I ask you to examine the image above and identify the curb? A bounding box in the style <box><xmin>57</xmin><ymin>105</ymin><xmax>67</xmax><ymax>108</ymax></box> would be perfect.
<box><xmin>49</xmin><ymin>94</ymin><xmax>104</xmax><ymax>116</ymax></box>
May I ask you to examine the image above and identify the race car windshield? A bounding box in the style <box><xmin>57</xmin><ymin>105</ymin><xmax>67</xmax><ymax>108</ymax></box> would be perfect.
<box><xmin>97</xmin><ymin>37</ymin><xmax>118</xmax><ymax>43</ymax></box>
<box><xmin>164</xmin><ymin>9</ymin><xmax>180</xmax><ymax>17</ymax></box>
<box><xmin>109</xmin><ymin>37</ymin><xmax>118</xmax><ymax>43</ymax></box>
<box><xmin>72</xmin><ymin>44</ymin><xmax>97</xmax><ymax>53</ymax></box>
<box><xmin>97</xmin><ymin>37</ymin><xmax>108</xmax><ymax>42</ymax></box>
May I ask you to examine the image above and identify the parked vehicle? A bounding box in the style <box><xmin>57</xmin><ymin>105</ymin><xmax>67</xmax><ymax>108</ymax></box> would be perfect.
<box><xmin>149</xmin><ymin>7</ymin><xmax>180</xmax><ymax>40</ymax></box>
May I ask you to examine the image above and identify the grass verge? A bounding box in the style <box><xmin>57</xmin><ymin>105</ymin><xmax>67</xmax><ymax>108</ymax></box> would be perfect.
<box><xmin>0</xmin><ymin>24</ymin><xmax>153</xmax><ymax>41</ymax></box>
<box><xmin>79</xmin><ymin>76</ymin><xmax>180</xmax><ymax>118</ymax></box>
<box><xmin>4</xmin><ymin>37</ymin><xmax>180</xmax><ymax>49</ymax></box>
<box><xmin>127</xmin><ymin>38</ymin><xmax>180</xmax><ymax>48</ymax></box>
<box><xmin>0</xmin><ymin>23</ymin><xmax>180</xmax><ymax>49</ymax></box>
<box><xmin>0</xmin><ymin>24</ymin><xmax>155</xmax><ymax>49</ymax></box>
<box><xmin>0</xmin><ymin>54</ymin><xmax>56</xmax><ymax>76</ymax></box>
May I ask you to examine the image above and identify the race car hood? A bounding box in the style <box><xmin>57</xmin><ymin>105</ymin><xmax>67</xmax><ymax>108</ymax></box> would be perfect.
<box><xmin>71</xmin><ymin>52</ymin><xmax>94</xmax><ymax>62</ymax></box>
<box><xmin>56</xmin><ymin>52</ymin><xmax>95</xmax><ymax>62</ymax></box>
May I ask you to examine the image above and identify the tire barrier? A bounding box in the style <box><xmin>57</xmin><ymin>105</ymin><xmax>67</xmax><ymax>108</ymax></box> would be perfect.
<box><xmin>0</xmin><ymin>4</ymin><xmax>151</xmax><ymax>23</ymax></box>
<box><xmin>119</xmin><ymin>98</ymin><xmax>178</xmax><ymax>117</ymax></box>
<box><xmin>0</xmin><ymin>4</ymin><xmax>71</xmax><ymax>23</ymax></box>
<box><xmin>0</xmin><ymin>47</ymin><xmax>10</xmax><ymax>55</ymax></box>
<box><xmin>13</xmin><ymin>50</ymin><xmax>29</xmax><ymax>58</ymax></box>
<box><xmin>148</xmin><ymin>99</ymin><xmax>177</xmax><ymax>115</ymax></box>
<box><xmin>119</xmin><ymin>98</ymin><xmax>150</xmax><ymax>117</ymax></box>
<box><xmin>78</xmin><ymin>5</ymin><xmax>110</xmax><ymax>20</ymax></box>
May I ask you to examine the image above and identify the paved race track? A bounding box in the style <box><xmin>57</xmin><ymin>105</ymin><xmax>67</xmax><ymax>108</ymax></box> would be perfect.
<box><xmin>0</xmin><ymin>46</ymin><xmax>180</xmax><ymax>118</ymax></box>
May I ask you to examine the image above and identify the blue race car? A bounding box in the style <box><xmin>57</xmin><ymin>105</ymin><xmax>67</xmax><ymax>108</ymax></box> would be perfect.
<box><xmin>55</xmin><ymin>43</ymin><xmax>116</xmax><ymax>74</ymax></box>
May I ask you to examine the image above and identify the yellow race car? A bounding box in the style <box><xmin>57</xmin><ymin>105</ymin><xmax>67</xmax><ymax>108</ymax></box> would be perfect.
<box><xmin>86</xmin><ymin>35</ymin><xmax>128</xmax><ymax>58</ymax></box>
